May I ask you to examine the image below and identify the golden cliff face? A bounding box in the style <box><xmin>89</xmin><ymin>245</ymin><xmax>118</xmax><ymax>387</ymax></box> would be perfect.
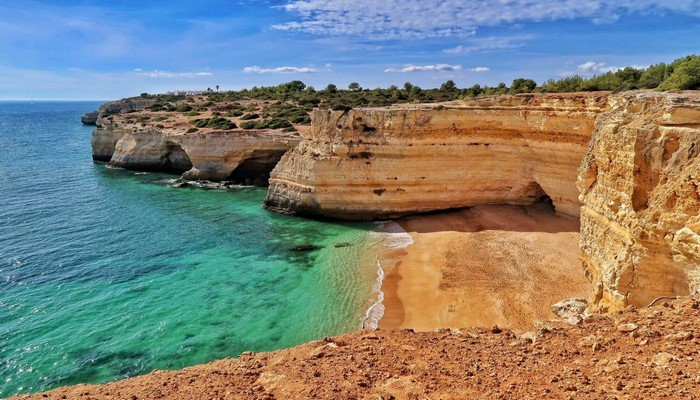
<box><xmin>578</xmin><ymin>91</ymin><xmax>700</xmax><ymax>311</ymax></box>
<box><xmin>265</xmin><ymin>93</ymin><xmax>608</xmax><ymax>219</ymax></box>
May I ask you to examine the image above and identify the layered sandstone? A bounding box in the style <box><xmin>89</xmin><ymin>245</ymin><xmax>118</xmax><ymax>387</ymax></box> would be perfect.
<box><xmin>97</xmin><ymin>127</ymin><xmax>299</xmax><ymax>183</ymax></box>
<box><xmin>265</xmin><ymin>93</ymin><xmax>608</xmax><ymax>219</ymax></box>
<box><xmin>578</xmin><ymin>91</ymin><xmax>700</xmax><ymax>311</ymax></box>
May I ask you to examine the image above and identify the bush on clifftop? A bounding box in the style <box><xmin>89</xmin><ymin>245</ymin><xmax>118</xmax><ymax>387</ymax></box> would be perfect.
<box><xmin>189</xmin><ymin>117</ymin><xmax>236</xmax><ymax>130</ymax></box>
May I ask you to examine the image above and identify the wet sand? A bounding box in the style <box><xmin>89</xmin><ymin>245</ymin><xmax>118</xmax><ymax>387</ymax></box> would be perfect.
<box><xmin>378</xmin><ymin>203</ymin><xmax>591</xmax><ymax>333</ymax></box>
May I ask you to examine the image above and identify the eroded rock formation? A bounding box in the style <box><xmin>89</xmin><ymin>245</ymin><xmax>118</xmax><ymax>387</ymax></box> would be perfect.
<box><xmin>95</xmin><ymin>127</ymin><xmax>299</xmax><ymax>184</ymax></box>
<box><xmin>265</xmin><ymin>93</ymin><xmax>608</xmax><ymax>219</ymax></box>
<box><xmin>578</xmin><ymin>91</ymin><xmax>700</xmax><ymax>310</ymax></box>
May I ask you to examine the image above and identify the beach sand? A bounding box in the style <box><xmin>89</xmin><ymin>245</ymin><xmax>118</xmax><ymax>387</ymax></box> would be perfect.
<box><xmin>378</xmin><ymin>203</ymin><xmax>591</xmax><ymax>333</ymax></box>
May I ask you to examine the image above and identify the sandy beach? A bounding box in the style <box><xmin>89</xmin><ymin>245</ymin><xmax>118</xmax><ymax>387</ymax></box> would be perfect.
<box><xmin>378</xmin><ymin>203</ymin><xmax>591</xmax><ymax>333</ymax></box>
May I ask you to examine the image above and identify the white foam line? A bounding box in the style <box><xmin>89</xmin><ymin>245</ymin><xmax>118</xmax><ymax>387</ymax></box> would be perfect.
<box><xmin>362</xmin><ymin>221</ymin><xmax>414</xmax><ymax>329</ymax></box>
<box><xmin>362</xmin><ymin>257</ymin><xmax>385</xmax><ymax>330</ymax></box>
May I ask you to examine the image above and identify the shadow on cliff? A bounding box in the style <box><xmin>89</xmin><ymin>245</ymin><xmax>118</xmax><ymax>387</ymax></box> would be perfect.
<box><xmin>397</xmin><ymin>198</ymin><xmax>580</xmax><ymax>234</ymax></box>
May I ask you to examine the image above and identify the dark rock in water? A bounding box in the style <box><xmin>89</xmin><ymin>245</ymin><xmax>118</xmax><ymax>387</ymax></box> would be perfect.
<box><xmin>81</xmin><ymin>111</ymin><xmax>99</xmax><ymax>125</ymax></box>
<box><xmin>289</xmin><ymin>244</ymin><xmax>323</xmax><ymax>252</ymax></box>
<box><xmin>172</xmin><ymin>179</ymin><xmax>190</xmax><ymax>188</ymax></box>
<box><xmin>334</xmin><ymin>242</ymin><xmax>352</xmax><ymax>248</ymax></box>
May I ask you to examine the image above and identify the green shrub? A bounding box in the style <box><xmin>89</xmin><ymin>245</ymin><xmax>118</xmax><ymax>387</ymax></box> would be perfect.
<box><xmin>224</xmin><ymin>110</ymin><xmax>244</xmax><ymax>117</ymax></box>
<box><xmin>146</xmin><ymin>103</ymin><xmax>167</xmax><ymax>112</ymax></box>
<box><xmin>240</xmin><ymin>121</ymin><xmax>257</xmax><ymax>129</ymax></box>
<box><xmin>266</xmin><ymin>118</ymin><xmax>293</xmax><ymax>129</ymax></box>
<box><xmin>240</xmin><ymin>113</ymin><xmax>260</xmax><ymax>120</ymax></box>
<box><xmin>184</xmin><ymin>111</ymin><xmax>201</xmax><ymax>117</ymax></box>
<box><xmin>332</xmin><ymin>104</ymin><xmax>352</xmax><ymax>111</ymax></box>
<box><xmin>189</xmin><ymin>117</ymin><xmax>237</xmax><ymax>130</ymax></box>
<box><xmin>154</xmin><ymin>116</ymin><xmax>168</xmax><ymax>122</ymax></box>
<box><xmin>186</xmin><ymin>127</ymin><xmax>198</xmax><ymax>133</ymax></box>
<box><xmin>175</xmin><ymin>104</ymin><xmax>193</xmax><ymax>112</ymax></box>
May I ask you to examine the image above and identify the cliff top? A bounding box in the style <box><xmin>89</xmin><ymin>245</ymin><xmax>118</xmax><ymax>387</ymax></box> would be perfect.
<box><xmin>13</xmin><ymin>296</ymin><xmax>700</xmax><ymax>399</ymax></box>
<box><xmin>91</xmin><ymin>96</ymin><xmax>311</xmax><ymax>138</ymax></box>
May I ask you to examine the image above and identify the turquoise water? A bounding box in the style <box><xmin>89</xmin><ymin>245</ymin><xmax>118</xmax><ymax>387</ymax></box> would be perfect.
<box><xmin>0</xmin><ymin>102</ymin><xmax>379</xmax><ymax>397</ymax></box>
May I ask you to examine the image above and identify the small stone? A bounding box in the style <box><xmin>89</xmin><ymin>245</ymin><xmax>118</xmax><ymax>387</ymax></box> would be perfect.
<box><xmin>665</xmin><ymin>332</ymin><xmax>693</xmax><ymax>341</ymax></box>
<box><xmin>616</xmin><ymin>323</ymin><xmax>638</xmax><ymax>333</ymax></box>
<box><xmin>651</xmin><ymin>352</ymin><xmax>677</xmax><ymax>368</ymax></box>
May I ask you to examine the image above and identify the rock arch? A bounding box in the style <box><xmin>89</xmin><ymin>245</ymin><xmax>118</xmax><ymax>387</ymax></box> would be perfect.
<box><xmin>161</xmin><ymin>141</ymin><xmax>193</xmax><ymax>174</ymax></box>
<box><xmin>229</xmin><ymin>150</ymin><xmax>288</xmax><ymax>186</ymax></box>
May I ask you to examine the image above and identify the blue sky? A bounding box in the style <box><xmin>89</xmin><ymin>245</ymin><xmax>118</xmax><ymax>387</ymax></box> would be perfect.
<box><xmin>1</xmin><ymin>0</ymin><xmax>699</xmax><ymax>100</ymax></box>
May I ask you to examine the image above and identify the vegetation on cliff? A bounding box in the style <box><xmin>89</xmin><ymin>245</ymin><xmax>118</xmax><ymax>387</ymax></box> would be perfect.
<box><xmin>539</xmin><ymin>55</ymin><xmax>700</xmax><ymax>93</ymax></box>
<box><xmin>89</xmin><ymin>55</ymin><xmax>698</xmax><ymax>133</ymax></box>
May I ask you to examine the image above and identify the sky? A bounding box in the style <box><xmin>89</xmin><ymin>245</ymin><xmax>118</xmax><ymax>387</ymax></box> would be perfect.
<box><xmin>1</xmin><ymin>0</ymin><xmax>699</xmax><ymax>100</ymax></box>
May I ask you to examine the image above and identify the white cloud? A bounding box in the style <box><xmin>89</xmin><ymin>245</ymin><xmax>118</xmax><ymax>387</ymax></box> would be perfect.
<box><xmin>243</xmin><ymin>66</ymin><xmax>319</xmax><ymax>74</ymax></box>
<box><xmin>273</xmin><ymin>1</ymin><xmax>700</xmax><ymax>39</ymax></box>
<box><xmin>561</xmin><ymin>61</ymin><xmax>648</xmax><ymax>76</ymax></box>
<box><xmin>577</xmin><ymin>61</ymin><xmax>613</xmax><ymax>73</ymax></box>
<box><xmin>444</xmin><ymin>35</ymin><xmax>535</xmax><ymax>54</ymax></box>
<box><xmin>136</xmin><ymin>69</ymin><xmax>213</xmax><ymax>78</ymax></box>
<box><xmin>384</xmin><ymin>64</ymin><xmax>462</xmax><ymax>73</ymax></box>
<box><xmin>470</xmin><ymin>67</ymin><xmax>490</xmax><ymax>72</ymax></box>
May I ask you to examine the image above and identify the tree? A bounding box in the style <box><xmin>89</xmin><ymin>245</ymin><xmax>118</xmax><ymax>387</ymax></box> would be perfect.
<box><xmin>466</xmin><ymin>84</ymin><xmax>482</xmax><ymax>97</ymax></box>
<box><xmin>348</xmin><ymin>82</ymin><xmax>361</xmax><ymax>91</ymax></box>
<box><xmin>285</xmin><ymin>80</ymin><xmax>306</xmax><ymax>92</ymax></box>
<box><xmin>403</xmin><ymin>82</ymin><xmax>414</xmax><ymax>92</ymax></box>
<box><xmin>325</xmin><ymin>83</ymin><xmax>338</xmax><ymax>93</ymax></box>
<box><xmin>510</xmin><ymin>78</ymin><xmax>537</xmax><ymax>94</ymax></box>
<box><xmin>639</xmin><ymin>63</ymin><xmax>668</xmax><ymax>89</ymax></box>
<box><xmin>216</xmin><ymin>85</ymin><xmax>220</xmax><ymax>91</ymax></box>
<box><xmin>658</xmin><ymin>55</ymin><xmax>700</xmax><ymax>90</ymax></box>
<box><xmin>439</xmin><ymin>80</ymin><xmax>457</xmax><ymax>92</ymax></box>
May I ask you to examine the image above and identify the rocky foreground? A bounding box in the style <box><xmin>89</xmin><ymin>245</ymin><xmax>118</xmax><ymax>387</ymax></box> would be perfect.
<box><xmin>13</xmin><ymin>296</ymin><xmax>700</xmax><ymax>399</ymax></box>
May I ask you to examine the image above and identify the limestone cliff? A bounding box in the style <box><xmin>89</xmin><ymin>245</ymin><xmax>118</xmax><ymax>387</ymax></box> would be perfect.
<box><xmin>577</xmin><ymin>91</ymin><xmax>700</xmax><ymax>310</ymax></box>
<box><xmin>265</xmin><ymin>93</ymin><xmax>608</xmax><ymax>219</ymax></box>
<box><xmin>98</xmin><ymin>127</ymin><xmax>300</xmax><ymax>184</ymax></box>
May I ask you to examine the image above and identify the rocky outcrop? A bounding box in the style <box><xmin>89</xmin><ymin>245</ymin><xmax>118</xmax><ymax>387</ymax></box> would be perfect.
<box><xmin>91</xmin><ymin>128</ymin><xmax>125</xmax><ymax>162</ymax></box>
<box><xmin>81</xmin><ymin>97</ymin><xmax>168</xmax><ymax>127</ymax></box>
<box><xmin>578</xmin><ymin>91</ymin><xmax>700</xmax><ymax>311</ymax></box>
<box><xmin>80</xmin><ymin>111</ymin><xmax>98</xmax><ymax>125</ymax></box>
<box><xmin>101</xmin><ymin>128</ymin><xmax>300</xmax><ymax>184</ymax></box>
<box><xmin>265</xmin><ymin>93</ymin><xmax>608</xmax><ymax>219</ymax></box>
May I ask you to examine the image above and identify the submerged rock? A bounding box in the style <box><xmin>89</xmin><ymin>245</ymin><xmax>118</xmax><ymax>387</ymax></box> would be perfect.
<box><xmin>289</xmin><ymin>244</ymin><xmax>323</xmax><ymax>252</ymax></box>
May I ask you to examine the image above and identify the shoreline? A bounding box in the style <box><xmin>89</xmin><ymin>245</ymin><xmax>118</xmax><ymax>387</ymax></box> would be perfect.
<box><xmin>378</xmin><ymin>204</ymin><xmax>592</xmax><ymax>333</ymax></box>
<box><xmin>362</xmin><ymin>221</ymin><xmax>413</xmax><ymax>330</ymax></box>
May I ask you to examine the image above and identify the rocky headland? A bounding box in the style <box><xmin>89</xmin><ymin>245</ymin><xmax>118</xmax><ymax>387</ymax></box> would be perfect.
<box><xmin>60</xmin><ymin>89</ymin><xmax>700</xmax><ymax>398</ymax></box>
<box><xmin>87</xmin><ymin>96</ymin><xmax>303</xmax><ymax>185</ymax></box>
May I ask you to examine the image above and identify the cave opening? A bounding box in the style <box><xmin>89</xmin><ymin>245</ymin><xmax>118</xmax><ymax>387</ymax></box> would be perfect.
<box><xmin>523</xmin><ymin>181</ymin><xmax>556</xmax><ymax>213</ymax></box>
<box><xmin>229</xmin><ymin>151</ymin><xmax>287</xmax><ymax>186</ymax></box>
<box><xmin>160</xmin><ymin>142</ymin><xmax>193</xmax><ymax>174</ymax></box>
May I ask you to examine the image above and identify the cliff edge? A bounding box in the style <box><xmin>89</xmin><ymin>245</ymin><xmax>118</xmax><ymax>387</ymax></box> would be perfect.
<box><xmin>265</xmin><ymin>93</ymin><xmax>608</xmax><ymax>219</ymax></box>
<box><xmin>578</xmin><ymin>91</ymin><xmax>700</xmax><ymax>310</ymax></box>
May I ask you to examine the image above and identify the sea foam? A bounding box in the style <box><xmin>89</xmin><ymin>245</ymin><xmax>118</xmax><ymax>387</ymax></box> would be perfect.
<box><xmin>362</xmin><ymin>221</ymin><xmax>414</xmax><ymax>329</ymax></box>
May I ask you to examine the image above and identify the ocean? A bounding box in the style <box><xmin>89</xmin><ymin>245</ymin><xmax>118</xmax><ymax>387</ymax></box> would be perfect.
<box><xmin>0</xmin><ymin>101</ymin><xmax>384</xmax><ymax>397</ymax></box>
